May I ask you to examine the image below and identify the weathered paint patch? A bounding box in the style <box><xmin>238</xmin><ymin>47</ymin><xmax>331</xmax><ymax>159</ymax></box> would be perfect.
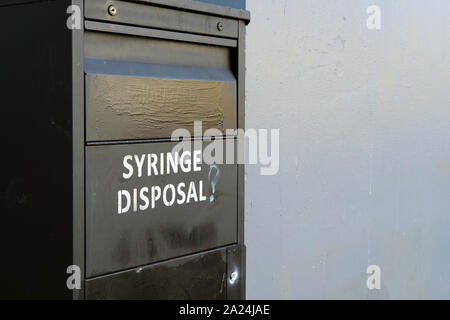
<box><xmin>86</xmin><ymin>74</ymin><xmax>236</xmax><ymax>141</ymax></box>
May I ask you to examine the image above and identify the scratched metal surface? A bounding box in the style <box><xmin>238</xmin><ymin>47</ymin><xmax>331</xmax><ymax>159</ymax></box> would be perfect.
<box><xmin>85</xmin><ymin>141</ymin><xmax>238</xmax><ymax>277</ymax></box>
<box><xmin>85</xmin><ymin>247</ymin><xmax>228</xmax><ymax>299</ymax></box>
<box><xmin>245</xmin><ymin>0</ymin><xmax>450</xmax><ymax>299</ymax></box>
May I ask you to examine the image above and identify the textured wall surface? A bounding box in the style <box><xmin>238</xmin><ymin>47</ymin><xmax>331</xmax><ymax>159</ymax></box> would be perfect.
<box><xmin>245</xmin><ymin>0</ymin><xmax>450</xmax><ymax>299</ymax></box>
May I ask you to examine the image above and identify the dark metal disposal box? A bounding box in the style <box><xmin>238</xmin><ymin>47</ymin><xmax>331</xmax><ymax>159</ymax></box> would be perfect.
<box><xmin>0</xmin><ymin>0</ymin><xmax>249</xmax><ymax>299</ymax></box>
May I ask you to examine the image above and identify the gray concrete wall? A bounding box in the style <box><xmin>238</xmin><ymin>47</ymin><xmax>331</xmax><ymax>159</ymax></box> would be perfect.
<box><xmin>245</xmin><ymin>0</ymin><xmax>450</xmax><ymax>299</ymax></box>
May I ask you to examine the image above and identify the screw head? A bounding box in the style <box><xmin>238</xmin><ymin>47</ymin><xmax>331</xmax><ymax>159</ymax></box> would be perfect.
<box><xmin>108</xmin><ymin>5</ymin><xmax>117</xmax><ymax>16</ymax></box>
<box><xmin>217</xmin><ymin>22</ymin><xmax>224</xmax><ymax>31</ymax></box>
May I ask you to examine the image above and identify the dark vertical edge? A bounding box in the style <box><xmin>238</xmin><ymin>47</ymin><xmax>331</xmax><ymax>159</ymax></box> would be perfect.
<box><xmin>72</xmin><ymin>0</ymin><xmax>85</xmax><ymax>300</ymax></box>
<box><xmin>237</xmin><ymin>20</ymin><xmax>246</xmax><ymax>299</ymax></box>
<box><xmin>237</xmin><ymin>22</ymin><xmax>245</xmax><ymax>245</ymax></box>
<box><xmin>239</xmin><ymin>244</ymin><xmax>246</xmax><ymax>299</ymax></box>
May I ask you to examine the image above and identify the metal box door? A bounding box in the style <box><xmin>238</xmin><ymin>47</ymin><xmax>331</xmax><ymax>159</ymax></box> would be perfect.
<box><xmin>80</xmin><ymin>0</ymin><xmax>249</xmax><ymax>299</ymax></box>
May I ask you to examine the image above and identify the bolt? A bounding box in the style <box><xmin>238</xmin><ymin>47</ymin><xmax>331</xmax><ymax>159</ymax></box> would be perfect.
<box><xmin>108</xmin><ymin>5</ymin><xmax>117</xmax><ymax>16</ymax></box>
<box><xmin>217</xmin><ymin>22</ymin><xmax>224</xmax><ymax>31</ymax></box>
<box><xmin>229</xmin><ymin>271</ymin><xmax>238</xmax><ymax>284</ymax></box>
